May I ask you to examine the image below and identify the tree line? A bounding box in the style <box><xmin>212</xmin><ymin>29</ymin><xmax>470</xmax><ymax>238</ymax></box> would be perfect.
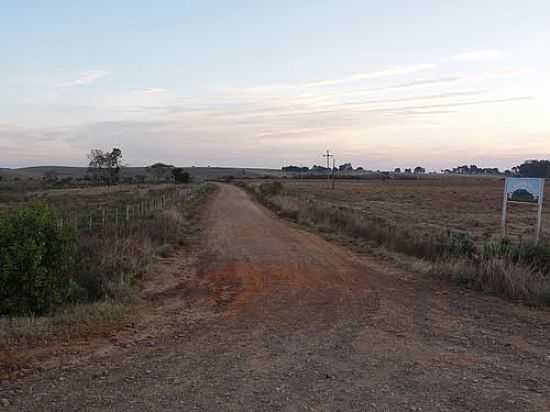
<box><xmin>282</xmin><ymin>163</ymin><xmax>425</xmax><ymax>174</ymax></box>
<box><xmin>442</xmin><ymin>160</ymin><xmax>550</xmax><ymax>178</ymax></box>
<box><xmin>283</xmin><ymin>160</ymin><xmax>550</xmax><ymax>178</ymax></box>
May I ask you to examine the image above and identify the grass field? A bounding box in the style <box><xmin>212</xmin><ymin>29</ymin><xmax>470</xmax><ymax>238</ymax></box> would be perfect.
<box><xmin>242</xmin><ymin>177</ymin><xmax>550</xmax><ymax>305</ymax></box>
<box><xmin>272</xmin><ymin>176</ymin><xmax>550</xmax><ymax>242</ymax></box>
<box><xmin>0</xmin><ymin>165</ymin><xmax>282</xmax><ymax>182</ymax></box>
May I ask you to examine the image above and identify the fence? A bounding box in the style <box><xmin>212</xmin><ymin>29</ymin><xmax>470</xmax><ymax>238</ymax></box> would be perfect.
<box><xmin>56</xmin><ymin>187</ymin><xmax>192</xmax><ymax>233</ymax></box>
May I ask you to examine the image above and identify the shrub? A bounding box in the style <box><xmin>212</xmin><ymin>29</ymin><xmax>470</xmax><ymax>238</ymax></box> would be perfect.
<box><xmin>257</xmin><ymin>181</ymin><xmax>283</xmax><ymax>197</ymax></box>
<box><xmin>0</xmin><ymin>202</ymin><xmax>75</xmax><ymax>315</ymax></box>
<box><xmin>481</xmin><ymin>239</ymin><xmax>550</xmax><ymax>272</ymax></box>
<box><xmin>172</xmin><ymin>168</ymin><xmax>191</xmax><ymax>184</ymax></box>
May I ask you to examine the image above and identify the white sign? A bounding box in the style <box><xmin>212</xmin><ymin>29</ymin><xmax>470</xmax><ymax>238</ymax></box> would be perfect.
<box><xmin>502</xmin><ymin>177</ymin><xmax>545</xmax><ymax>243</ymax></box>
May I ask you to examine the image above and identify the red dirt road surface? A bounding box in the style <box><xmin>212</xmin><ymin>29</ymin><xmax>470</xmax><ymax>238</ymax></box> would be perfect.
<box><xmin>2</xmin><ymin>183</ymin><xmax>550</xmax><ymax>411</ymax></box>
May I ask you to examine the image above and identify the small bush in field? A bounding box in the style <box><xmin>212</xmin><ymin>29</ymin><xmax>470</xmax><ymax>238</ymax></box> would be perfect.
<box><xmin>0</xmin><ymin>202</ymin><xmax>75</xmax><ymax>315</ymax></box>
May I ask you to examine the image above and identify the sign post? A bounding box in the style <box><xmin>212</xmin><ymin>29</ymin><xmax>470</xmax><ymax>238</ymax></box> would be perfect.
<box><xmin>501</xmin><ymin>184</ymin><xmax>508</xmax><ymax>236</ymax></box>
<box><xmin>502</xmin><ymin>177</ymin><xmax>545</xmax><ymax>243</ymax></box>
<box><xmin>536</xmin><ymin>185</ymin><xmax>545</xmax><ymax>244</ymax></box>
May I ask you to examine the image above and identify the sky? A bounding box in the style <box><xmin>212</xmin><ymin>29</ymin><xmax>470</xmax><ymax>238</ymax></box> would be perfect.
<box><xmin>1</xmin><ymin>0</ymin><xmax>549</xmax><ymax>171</ymax></box>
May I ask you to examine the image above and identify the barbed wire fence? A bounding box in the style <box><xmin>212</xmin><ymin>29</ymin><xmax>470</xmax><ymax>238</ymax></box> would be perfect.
<box><xmin>56</xmin><ymin>186</ymin><xmax>192</xmax><ymax>235</ymax></box>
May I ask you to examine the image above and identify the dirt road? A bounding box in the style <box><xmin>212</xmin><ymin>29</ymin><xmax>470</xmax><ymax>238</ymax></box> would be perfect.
<box><xmin>3</xmin><ymin>183</ymin><xmax>550</xmax><ymax>411</ymax></box>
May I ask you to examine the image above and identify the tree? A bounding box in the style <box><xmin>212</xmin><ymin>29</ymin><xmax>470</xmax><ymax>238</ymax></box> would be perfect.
<box><xmin>514</xmin><ymin>160</ymin><xmax>550</xmax><ymax>178</ymax></box>
<box><xmin>87</xmin><ymin>148</ymin><xmax>123</xmax><ymax>185</ymax></box>
<box><xmin>87</xmin><ymin>149</ymin><xmax>106</xmax><ymax>183</ymax></box>
<box><xmin>311</xmin><ymin>165</ymin><xmax>329</xmax><ymax>172</ymax></box>
<box><xmin>282</xmin><ymin>165</ymin><xmax>309</xmax><ymax>173</ymax></box>
<box><xmin>414</xmin><ymin>166</ymin><xmax>426</xmax><ymax>174</ymax></box>
<box><xmin>338</xmin><ymin>163</ymin><xmax>354</xmax><ymax>172</ymax></box>
<box><xmin>105</xmin><ymin>148</ymin><xmax>123</xmax><ymax>184</ymax></box>
<box><xmin>394</xmin><ymin>168</ymin><xmax>401</xmax><ymax>174</ymax></box>
<box><xmin>172</xmin><ymin>168</ymin><xmax>190</xmax><ymax>184</ymax></box>
<box><xmin>147</xmin><ymin>163</ymin><xmax>174</xmax><ymax>183</ymax></box>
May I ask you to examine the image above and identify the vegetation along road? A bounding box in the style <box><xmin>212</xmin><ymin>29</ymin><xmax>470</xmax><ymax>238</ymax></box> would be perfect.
<box><xmin>2</xmin><ymin>183</ymin><xmax>550</xmax><ymax>411</ymax></box>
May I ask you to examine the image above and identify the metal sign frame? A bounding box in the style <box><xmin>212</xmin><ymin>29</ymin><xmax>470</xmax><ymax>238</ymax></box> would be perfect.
<box><xmin>501</xmin><ymin>177</ymin><xmax>545</xmax><ymax>243</ymax></box>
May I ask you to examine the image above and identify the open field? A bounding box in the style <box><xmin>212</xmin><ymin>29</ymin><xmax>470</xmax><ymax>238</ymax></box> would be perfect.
<box><xmin>268</xmin><ymin>176</ymin><xmax>550</xmax><ymax>242</ymax></box>
<box><xmin>0</xmin><ymin>166</ymin><xmax>282</xmax><ymax>182</ymax></box>
<box><xmin>0</xmin><ymin>182</ymin><xmax>180</xmax><ymax>209</ymax></box>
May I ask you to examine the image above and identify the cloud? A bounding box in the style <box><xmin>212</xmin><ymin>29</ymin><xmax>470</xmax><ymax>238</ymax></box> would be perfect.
<box><xmin>385</xmin><ymin>76</ymin><xmax>462</xmax><ymax>90</ymax></box>
<box><xmin>322</xmin><ymin>90</ymin><xmax>487</xmax><ymax>109</ymax></box>
<box><xmin>304</xmin><ymin>64</ymin><xmax>436</xmax><ymax>88</ymax></box>
<box><xmin>377</xmin><ymin>96</ymin><xmax>533</xmax><ymax>115</ymax></box>
<box><xmin>452</xmin><ymin>50</ymin><xmax>505</xmax><ymax>61</ymax></box>
<box><xmin>0</xmin><ymin>89</ymin><xmax>537</xmax><ymax>169</ymax></box>
<box><xmin>61</xmin><ymin>70</ymin><xmax>109</xmax><ymax>87</ymax></box>
<box><xmin>139</xmin><ymin>88</ymin><xmax>167</xmax><ymax>94</ymax></box>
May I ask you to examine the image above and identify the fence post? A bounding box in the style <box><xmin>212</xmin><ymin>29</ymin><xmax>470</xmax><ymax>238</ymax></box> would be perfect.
<box><xmin>89</xmin><ymin>215</ymin><xmax>93</xmax><ymax>231</ymax></box>
<box><xmin>126</xmin><ymin>205</ymin><xmax>130</xmax><ymax>222</ymax></box>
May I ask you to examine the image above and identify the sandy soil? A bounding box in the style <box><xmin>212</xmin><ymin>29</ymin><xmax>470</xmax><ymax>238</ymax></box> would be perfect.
<box><xmin>1</xmin><ymin>183</ymin><xmax>550</xmax><ymax>411</ymax></box>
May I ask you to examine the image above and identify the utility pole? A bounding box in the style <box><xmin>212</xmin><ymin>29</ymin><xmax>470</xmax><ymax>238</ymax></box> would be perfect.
<box><xmin>332</xmin><ymin>157</ymin><xmax>336</xmax><ymax>189</ymax></box>
<box><xmin>323</xmin><ymin>149</ymin><xmax>334</xmax><ymax>189</ymax></box>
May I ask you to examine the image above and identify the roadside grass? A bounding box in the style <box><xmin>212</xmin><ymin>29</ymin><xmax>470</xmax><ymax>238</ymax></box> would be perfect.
<box><xmin>241</xmin><ymin>181</ymin><xmax>550</xmax><ymax>306</ymax></box>
<box><xmin>0</xmin><ymin>302</ymin><xmax>131</xmax><ymax>345</ymax></box>
<box><xmin>0</xmin><ymin>183</ymin><xmax>215</xmax><ymax>344</ymax></box>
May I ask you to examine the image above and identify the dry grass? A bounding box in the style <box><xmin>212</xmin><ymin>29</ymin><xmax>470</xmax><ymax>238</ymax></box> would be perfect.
<box><xmin>0</xmin><ymin>181</ymin><xmax>186</xmax><ymax>212</ymax></box>
<box><xmin>270</xmin><ymin>177</ymin><xmax>550</xmax><ymax>242</ymax></box>
<box><xmin>0</xmin><ymin>302</ymin><xmax>131</xmax><ymax>345</ymax></box>
<box><xmin>243</xmin><ymin>178</ymin><xmax>550</xmax><ymax>305</ymax></box>
<box><xmin>429</xmin><ymin>257</ymin><xmax>550</xmax><ymax>304</ymax></box>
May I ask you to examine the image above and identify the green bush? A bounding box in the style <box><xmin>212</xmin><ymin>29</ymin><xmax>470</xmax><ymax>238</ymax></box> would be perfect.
<box><xmin>0</xmin><ymin>203</ymin><xmax>75</xmax><ymax>315</ymax></box>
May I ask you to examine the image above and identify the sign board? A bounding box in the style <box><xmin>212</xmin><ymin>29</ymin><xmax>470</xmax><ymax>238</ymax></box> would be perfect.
<box><xmin>505</xmin><ymin>178</ymin><xmax>544</xmax><ymax>203</ymax></box>
<box><xmin>502</xmin><ymin>177</ymin><xmax>545</xmax><ymax>243</ymax></box>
